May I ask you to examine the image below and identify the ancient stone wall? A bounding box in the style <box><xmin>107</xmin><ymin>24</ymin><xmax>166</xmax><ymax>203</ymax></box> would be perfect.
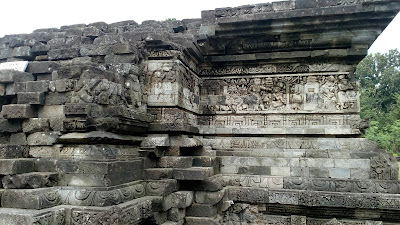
<box><xmin>0</xmin><ymin>0</ymin><xmax>399</xmax><ymax>224</ymax></box>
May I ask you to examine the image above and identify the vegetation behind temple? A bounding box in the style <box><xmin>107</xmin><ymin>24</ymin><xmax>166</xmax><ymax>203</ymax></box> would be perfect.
<box><xmin>355</xmin><ymin>49</ymin><xmax>400</xmax><ymax>154</ymax></box>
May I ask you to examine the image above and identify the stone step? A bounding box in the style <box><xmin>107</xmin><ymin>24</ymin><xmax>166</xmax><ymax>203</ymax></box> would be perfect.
<box><xmin>144</xmin><ymin>168</ymin><xmax>174</xmax><ymax>180</ymax></box>
<box><xmin>2</xmin><ymin>172</ymin><xmax>58</xmax><ymax>189</ymax></box>
<box><xmin>173</xmin><ymin>167</ymin><xmax>214</xmax><ymax>181</ymax></box>
<box><xmin>0</xmin><ymin>159</ymin><xmax>35</xmax><ymax>175</ymax></box>
<box><xmin>158</xmin><ymin>156</ymin><xmax>193</xmax><ymax>168</ymax></box>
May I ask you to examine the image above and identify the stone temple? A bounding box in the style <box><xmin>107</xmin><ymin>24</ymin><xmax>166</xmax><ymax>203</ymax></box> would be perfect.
<box><xmin>0</xmin><ymin>0</ymin><xmax>399</xmax><ymax>224</ymax></box>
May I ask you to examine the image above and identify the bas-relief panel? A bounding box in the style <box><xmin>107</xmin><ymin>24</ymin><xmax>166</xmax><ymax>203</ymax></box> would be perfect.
<box><xmin>145</xmin><ymin>60</ymin><xmax>200</xmax><ymax>113</ymax></box>
<box><xmin>200</xmin><ymin>74</ymin><xmax>358</xmax><ymax>114</ymax></box>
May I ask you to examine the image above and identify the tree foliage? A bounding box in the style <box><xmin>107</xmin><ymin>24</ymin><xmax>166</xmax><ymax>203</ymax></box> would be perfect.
<box><xmin>355</xmin><ymin>49</ymin><xmax>400</xmax><ymax>153</ymax></box>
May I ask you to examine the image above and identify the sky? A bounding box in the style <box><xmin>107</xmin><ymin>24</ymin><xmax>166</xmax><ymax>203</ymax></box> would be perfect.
<box><xmin>0</xmin><ymin>0</ymin><xmax>398</xmax><ymax>54</ymax></box>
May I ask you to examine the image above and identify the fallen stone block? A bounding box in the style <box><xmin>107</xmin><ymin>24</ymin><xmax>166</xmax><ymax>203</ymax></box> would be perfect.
<box><xmin>2</xmin><ymin>104</ymin><xmax>37</xmax><ymax>119</ymax></box>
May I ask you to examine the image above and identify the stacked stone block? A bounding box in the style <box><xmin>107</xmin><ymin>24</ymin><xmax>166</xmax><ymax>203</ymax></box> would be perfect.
<box><xmin>0</xmin><ymin>0</ymin><xmax>399</xmax><ymax>224</ymax></box>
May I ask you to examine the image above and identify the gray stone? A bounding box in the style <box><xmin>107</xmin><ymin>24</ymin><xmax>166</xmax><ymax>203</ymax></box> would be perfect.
<box><xmin>22</xmin><ymin>118</ymin><xmax>50</xmax><ymax>133</ymax></box>
<box><xmin>2</xmin><ymin>172</ymin><xmax>58</xmax><ymax>189</ymax></box>
<box><xmin>173</xmin><ymin>167</ymin><xmax>214</xmax><ymax>180</ymax></box>
<box><xmin>0</xmin><ymin>159</ymin><xmax>35</xmax><ymax>175</ymax></box>
<box><xmin>25</xmin><ymin>81</ymin><xmax>49</xmax><ymax>92</ymax></box>
<box><xmin>27</xmin><ymin>132</ymin><xmax>60</xmax><ymax>146</ymax></box>
<box><xmin>0</xmin><ymin>119</ymin><xmax>22</xmax><ymax>133</ymax></box>
<box><xmin>186</xmin><ymin>203</ymin><xmax>218</xmax><ymax>217</ymax></box>
<box><xmin>2</xmin><ymin>104</ymin><xmax>37</xmax><ymax>119</ymax></box>
<box><xmin>9</xmin><ymin>133</ymin><xmax>27</xmax><ymax>145</ymax></box>
<box><xmin>0</xmin><ymin>145</ymin><xmax>28</xmax><ymax>159</ymax></box>
<box><xmin>12</xmin><ymin>46</ymin><xmax>32</xmax><ymax>59</ymax></box>
<box><xmin>171</xmin><ymin>191</ymin><xmax>194</xmax><ymax>208</ymax></box>
<box><xmin>17</xmin><ymin>92</ymin><xmax>45</xmax><ymax>105</ymax></box>
<box><xmin>48</xmin><ymin>48</ymin><xmax>80</xmax><ymax>60</ymax></box>
<box><xmin>158</xmin><ymin>157</ymin><xmax>193</xmax><ymax>168</ymax></box>
<box><xmin>26</xmin><ymin>62</ymin><xmax>59</xmax><ymax>74</ymax></box>
<box><xmin>168</xmin><ymin>208</ymin><xmax>185</xmax><ymax>222</ymax></box>
<box><xmin>195</xmin><ymin>190</ymin><xmax>225</xmax><ymax>205</ymax></box>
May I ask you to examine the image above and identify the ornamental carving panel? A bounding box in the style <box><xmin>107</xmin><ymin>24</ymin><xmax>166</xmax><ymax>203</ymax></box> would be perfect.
<box><xmin>201</xmin><ymin>74</ymin><xmax>358</xmax><ymax>114</ymax></box>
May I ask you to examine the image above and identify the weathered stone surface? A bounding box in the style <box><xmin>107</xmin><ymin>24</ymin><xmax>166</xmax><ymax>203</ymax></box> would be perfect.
<box><xmin>0</xmin><ymin>145</ymin><xmax>28</xmax><ymax>159</ymax></box>
<box><xmin>2</xmin><ymin>172</ymin><xmax>58</xmax><ymax>189</ymax></box>
<box><xmin>22</xmin><ymin>118</ymin><xmax>50</xmax><ymax>133</ymax></box>
<box><xmin>0</xmin><ymin>70</ymin><xmax>34</xmax><ymax>83</ymax></box>
<box><xmin>17</xmin><ymin>92</ymin><xmax>45</xmax><ymax>105</ymax></box>
<box><xmin>26</xmin><ymin>62</ymin><xmax>59</xmax><ymax>74</ymax></box>
<box><xmin>186</xmin><ymin>203</ymin><xmax>218</xmax><ymax>217</ymax></box>
<box><xmin>0</xmin><ymin>159</ymin><xmax>35</xmax><ymax>175</ymax></box>
<box><xmin>0</xmin><ymin>119</ymin><xmax>22</xmax><ymax>133</ymax></box>
<box><xmin>144</xmin><ymin>168</ymin><xmax>174</xmax><ymax>180</ymax></box>
<box><xmin>158</xmin><ymin>157</ymin><xmax>193</xmax><ymax>168</ymax></box>
<box><xmin>27</xmin><ymin>132</ymin><xmax>60</xmax><ymax>146</ymax></box>
<box><xmin>2</xmin><ymin>104</ymin><xmax>37</xmax><ymax>119</ymax></box>
<box><xmin>0</xmin><ymin>1</ymin><xmax>398</xmax><ymax>223</ymax></box>
<box><xmin>171</xmin><ymin>191</ymin><xmax>194</xmax><ymax>208</ymax></box>
<box><xmin>195</xmin><ymin>190</ymin><xmax>225</xmax><ymax>205</ymax></box>
<box><xmin>173</xmin><ymin>167</ymin><xmax>214</xmax><ymax>180</ymax></box>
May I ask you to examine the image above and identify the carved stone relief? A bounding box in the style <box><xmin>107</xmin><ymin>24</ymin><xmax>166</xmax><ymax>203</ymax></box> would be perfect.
<box><xmin>201</xmin><ymin>74</ymin><xmax>358</xmax><ymax>114</ymax></box>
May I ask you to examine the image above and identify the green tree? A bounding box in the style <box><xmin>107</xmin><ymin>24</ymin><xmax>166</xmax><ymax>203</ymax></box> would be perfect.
<box><xmin>355</xmin><ymin>49</ymin><xmax>400</xmax><ymax>153</ymax></box>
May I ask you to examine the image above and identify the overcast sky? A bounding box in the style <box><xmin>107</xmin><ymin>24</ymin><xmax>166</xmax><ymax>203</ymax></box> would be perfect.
<box><xmin>0</xmin><ymin>0</ymin><xmax>398</xmax><ymax>54</ymax></box>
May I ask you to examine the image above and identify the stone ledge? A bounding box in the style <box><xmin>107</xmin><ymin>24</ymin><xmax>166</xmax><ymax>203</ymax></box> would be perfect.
<box><xmin>227</xmin><ymin>187</ymin><xmax>400</xmax><ymax>211</ymax></box>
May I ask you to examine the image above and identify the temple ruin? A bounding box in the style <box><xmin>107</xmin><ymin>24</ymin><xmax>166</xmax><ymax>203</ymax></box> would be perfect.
<box><xmin>0</xmin><ymin>0</ymin><xmax>399</xmax><ymax>224</ymax></box>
